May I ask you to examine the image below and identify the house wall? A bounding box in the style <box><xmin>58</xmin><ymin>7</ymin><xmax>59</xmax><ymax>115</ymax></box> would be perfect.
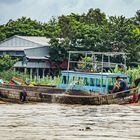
<box><xmin>25</xmin><ymin>46</ymin><xmax>49</xmax><ymax>57</ymax></box>
<box><xmin>14</xmin><ymin>61</ymin><xmax>50</xmax><ymax>68</ymax></box>
<box><xmin>0</xmin><ymin>51</ymin><xmax>25</xmax><ymax>57</ymax></box>
<box><xmin>0</xmin><ymin>35</ymin><xmax>52</xmax><ymax>78</ymax></box>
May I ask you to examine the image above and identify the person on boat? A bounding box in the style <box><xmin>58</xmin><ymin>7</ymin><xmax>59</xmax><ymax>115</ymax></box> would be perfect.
<box><xmin>112</xmin><ymin>76</ymin><xmax>127</xmax><ymax>93</ymax></box>
<box><xmin>129</xmin><ymin>78</ymin><xmax>140</xmax><ymax>103</ymax></box>
<box><xmin>20</xmin><ymin>87</ymin><xmax>27</xmax><ymax>102</ymax></box>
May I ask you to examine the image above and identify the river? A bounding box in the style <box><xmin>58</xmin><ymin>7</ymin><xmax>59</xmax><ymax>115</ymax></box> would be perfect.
<box><xmin>0</xmin><ymin>103</ymin><xmax>140</xmax><ymax>140</ymax></box>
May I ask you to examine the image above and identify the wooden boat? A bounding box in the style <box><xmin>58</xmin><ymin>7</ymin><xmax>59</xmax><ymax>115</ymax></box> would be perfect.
<box><xmin>0</xmin><ymin>71</ymin><xmax>139</xmax><ymax>105</ymax></box>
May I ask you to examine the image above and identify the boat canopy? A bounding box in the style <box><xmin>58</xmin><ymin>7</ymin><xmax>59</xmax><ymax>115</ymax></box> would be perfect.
<box><xmin>57</xmin><ymin>71</ymin><xmax>130</xmax><ymax>94</ymax></box>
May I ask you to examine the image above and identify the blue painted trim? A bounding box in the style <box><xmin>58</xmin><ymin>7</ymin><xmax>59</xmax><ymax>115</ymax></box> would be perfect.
<box><xmin>57</xmin><ymin>71</ymin><xmax>130</xmax><ymax>94</ymax></box>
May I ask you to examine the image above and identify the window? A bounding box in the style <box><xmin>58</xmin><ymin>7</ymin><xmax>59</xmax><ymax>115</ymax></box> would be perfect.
<box><xmin>90</xmin><ymin>78</ymin><xmax>94</xmax><ymax>86</ymax></box>
<box><xmin>63</xmin><ymin>76</ymin><xmax>67</xmax><ymax>84</ymax></box>
<box><xmin>16</xmin><ymin>51</ymin><xmax>24</xmax><ymax>56</ymax></box>
<box><xmin>84</xmin><ymin>77</ymin><xmax>90</xmax><ymax>86</ymax></box>
<box><xmin>0</xmin><ymin>52</ymin><xmax>3</xmax><ymax>56</ymax></box>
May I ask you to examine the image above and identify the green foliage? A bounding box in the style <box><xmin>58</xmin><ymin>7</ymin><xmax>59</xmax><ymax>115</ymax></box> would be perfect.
<box><xmin>1</xmin><ymin>17</ymin><xmax>44</xmax><ymax>38</ymax></box>
<box><xmin>0</xmin><ymin>9</ymin><xmax>140</xmax><ymax>67</ymax></box>
<box><xmin>0</xmin><ymin>55</ymin><xmax>17</xmax><ymax>72</ymax></box>
<box><xmin>83</xmin><ymin>8</ymin><xmax>107</xmax><ymax>25</ymax></box>
<box><xmin>134</xmin><ymin>10</ymin><xmax>140</xmax><ymax>26</ymax></box>
<box><xmin>0</xmin><ymin>70</ymin><xmax>29</xmax><ymax>83</ymax></box>
<box><xmin>49</xmin><ymin>38</ymin><xmax>69</xmax><ymax>66</ymax></box>
<box><xmin>50</xmin><ymin>9</ymin><xmax>140</xmax><ymax>65</ymax></box>
<box><xmin>43</xmin><ymin>18</ymin><xmax>61</xmax><ymax>38</ymax></box>
<box><xmin>126</xmin><ymin>66</ymin><xmax>140</xmax><ymax>81</ymax></box>
<box><xmin>0</xmin><ymin>17</ymin><xmax>60</xmax><ymax>40</ymax></box>
<box><xmin>108</xmin><ymin>65</ymin><xmax>126</xmax><ymax>73</ymax></box>
<box><xmin>30</xmin><ymin>76</ymin><xmax>61</xmax><ymax>86</ymax></box>
<box><xmin>78</xmin><ymin>56</ymin><xmax>93</xmax><ymax>71</ymax></box>
<box><xmin>0</xmin><ymin>69</ymin><xmax>61</xmax><ymax>86</ymax></box>
<box><xmin>109</xmin><ymin>65</ymin><xmax>140</xmax><ymax>82</ymax></box>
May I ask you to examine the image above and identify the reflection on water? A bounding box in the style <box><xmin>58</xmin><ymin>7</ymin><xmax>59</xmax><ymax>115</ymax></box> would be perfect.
<box><xmin>0</xmin><ymin>103</ymin><xmax>140</xmax><ymax>140</ymax></box>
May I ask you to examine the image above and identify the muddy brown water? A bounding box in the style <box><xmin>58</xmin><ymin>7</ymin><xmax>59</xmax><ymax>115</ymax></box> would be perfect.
<box><xmin>0</xmin><ymin>103</ymin><xmax>140</xmax><ymax>140</ymax></box>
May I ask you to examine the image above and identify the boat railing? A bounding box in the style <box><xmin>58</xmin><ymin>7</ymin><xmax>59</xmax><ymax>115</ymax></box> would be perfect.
<box><xmin>70</xmin><ymin>61</ymin><xmax>125</xmax><ymax>68</ymax></box>
<box><xmin>67</xmin><ymin>51</ymin><xmax>128</xmax><ymax>72</ymax></box>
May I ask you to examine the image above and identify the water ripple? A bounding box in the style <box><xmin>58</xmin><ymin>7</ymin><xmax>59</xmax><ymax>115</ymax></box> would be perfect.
<box><xmin>0</xmin><ymin>104</ymin><xmax>140</xmax><ymax>140</ymax></box>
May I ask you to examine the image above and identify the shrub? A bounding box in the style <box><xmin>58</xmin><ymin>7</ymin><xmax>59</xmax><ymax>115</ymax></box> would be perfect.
<box><xmin>0</xmin><ymin>69</ymin><xmax>29</xmax><ymax>83</ymax></box>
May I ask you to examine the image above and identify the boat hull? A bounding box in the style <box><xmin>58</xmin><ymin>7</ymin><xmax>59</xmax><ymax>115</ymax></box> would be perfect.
<box><xmin>0</xmin><ymin>84</ymin><xmax>131</xmax><ymax>105</ymax></box>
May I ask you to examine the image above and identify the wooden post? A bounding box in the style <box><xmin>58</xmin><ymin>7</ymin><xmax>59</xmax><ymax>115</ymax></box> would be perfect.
<box><xmin>123</xmin><ymin>54</ymin><xmax>127</xmax><ymax>71</ymax></box>
<box><xmin>24</xmin><ymin>67</ymin><xmax>27</xmax><ymax>74</ymax></box>
<box><xmin>67</xmin><ymin>52</ymin><xmax>71</xmax><ymax>71</ymax></box>
<box><xmin>101</xmin><ymin>54</ymin><xmax>104</xmax><ymax>73</ymax></box>
<box><xmin>101</xmin><ymin>54</ymin><xmax>104</xmax><ymax>93</ymax></box>
<box><xmin>30</xmin><ymin>68</ymin><xmax>33</xmax><ymax>80</ymax></box>
<box><xmin>91</xmin><ymin>53</ymin><xmax>94</xmax><ymax>71</ymax></box>
<box><xmin>42</xmin><ymin>68</ymin><xmax>45</xmax><ymax>78</ymax></box>
<box><xmin>36</xmin><ymin>68</ymin><xmax>39</xmax><ymax>79</ymax></box>
<box><xmin>108</xmin><ymin>55</ymin><xmax>110</xmax><ymax>68</ymax></box>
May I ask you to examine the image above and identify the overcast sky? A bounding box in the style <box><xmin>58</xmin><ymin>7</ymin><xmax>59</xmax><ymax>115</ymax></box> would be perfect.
<box><xmin>0</xmin><ymin>0</ymin><xmax>140</xmax><ymax>24</ymax></box>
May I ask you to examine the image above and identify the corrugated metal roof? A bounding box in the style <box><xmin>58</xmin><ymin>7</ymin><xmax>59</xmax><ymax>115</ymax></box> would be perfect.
<box><xmin>0</xmin><ymin>45</ymin><xmax>49</xmax><ymax>52</ymax></box>
<box><xmin>0</xmin><ymin>35</ymin><xmax>51</xmax><ymax>50</ymax></box>
<box><xmin>16</xmin><ymin>35</ymin><xmax>50</xmax><ymax>46</ymax></box>
<box><xmin>26</xmin><ymin>56</ymin><xmax>48</xmax><ymax>60</ymax></box>
<box><xmin>0</xmin><ymin>46</ymin><xmax>36</xmax><ymax>51</ymax></box>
